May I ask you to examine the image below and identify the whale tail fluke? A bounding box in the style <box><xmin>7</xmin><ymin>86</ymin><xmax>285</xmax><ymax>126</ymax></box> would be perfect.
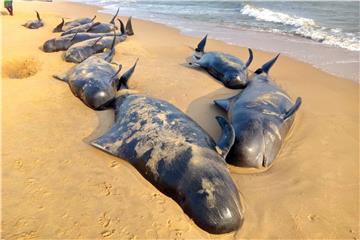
<box><xmin>254</xmin><ymin>53</ymin><xmax>280</xmax><ymax>75</ymax></box>
<box><xmin>282</xmin><ymin>97</ymin><xmax>302</xmax><ymax>121</ymax></box>
<box><xmin>118</xmin><ymin>59</ymin><xmax>139</xmax><ymax>90</ymax></box>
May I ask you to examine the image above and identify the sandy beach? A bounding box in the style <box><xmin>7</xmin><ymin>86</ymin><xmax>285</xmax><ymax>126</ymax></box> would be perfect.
<box><xmin>1</xmin><ymin>1</ymin><xmax>359</xmax><ymax>239</ymax></box>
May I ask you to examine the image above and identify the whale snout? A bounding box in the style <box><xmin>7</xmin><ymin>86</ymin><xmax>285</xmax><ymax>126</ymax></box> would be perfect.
<box><xmin>183</xmin><ymin>177</ymin><xmax>244</xmax><ymax>234</ymax></box>
<box><xmin>83</xmin><ymin>86</ymin><xmax>115</xmax><ymax>110</ymax></box>
<box><xmin>224</xmin><ymin>72</ymin><xmax>248</xmax><ymax>89</ymax></box>
<box><xmin>43</xmin><ymin>40</ymin><xmax>56</xmax><ymax>53</ymax></box>
<box><xmin>228</xmin><ymin>119</ymin><xmax>268</xmax><ymax>168</ymax></box>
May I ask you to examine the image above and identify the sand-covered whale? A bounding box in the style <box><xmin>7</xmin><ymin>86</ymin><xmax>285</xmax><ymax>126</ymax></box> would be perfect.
<box><xmin>188</xmin><ymin>35</ymin><xmax>253</xmax><ymax>89</ymax></box>
<box><xmin>53</xmin><ymin>36</ymin><xmax>132</xmax><ymax>110</ymax></box>
<box><xmin>64</xmin><ymin>31</ymin><xmax>126</xmax><ymax>63</ymax></box>
<box><xmin>22</xmin><ymin>11</ymin><xmax>44</xmax><ymax>29</ymax></box>
<box><xmin>90</xmin><ymin>68</ymin><xmax>244</xmax><ymax>234</ymax></box>
<box><xmin>214</xmin><ymin>54</ymin><xmax>302</xmax><ymax>168</ymax></box>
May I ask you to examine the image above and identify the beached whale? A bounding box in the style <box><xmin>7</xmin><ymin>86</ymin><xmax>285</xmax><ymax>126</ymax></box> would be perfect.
<box><xmin>43</xmin><ymin>20</ymin><xmax>125</xmax><ymax>53</ymax></box>
<box><xmin>53</xmin><ymin>16</ymin><xmax>96</xmax><ymax>33</ymax></box>
<box><xmin>54</xmin><ymin>36</ymin><xmax>129</xmax><ymax>110</ymax></box>
<box><xmin>86</xmin><ymin>8</ymin><xmax>119</xmax><ymax>34</ymax></box>
<box><xmin>188</xmin><ymin>35</ymin><xmax>253</xmax><ymax>89</ymax></box>
<box><xmin>91</xmin><ymin>71</ymin><xmax>243</xmax><ymax>234</ymax></box>
<box><xmin>214</xmin><ymin>54</ymin><xmax>302</xmax><ymax>168</ymax></box>
<box><xmin>60</xmin><ymin>22</ymin><xmax>102</xmax><ymax>36</ymax></box>
<box><xmin>64</xmin><ymin>32</ymin><xmax>126</xmax><ymax>63</ymax></box>
<box><xmin>22</xmin><ymin>11</ymin><xmax>44</xmax><ymax>29</ymax></box>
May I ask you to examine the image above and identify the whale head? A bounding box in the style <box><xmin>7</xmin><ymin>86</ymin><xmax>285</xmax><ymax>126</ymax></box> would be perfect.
<box><xmin>179</xmin><ymin>149</ymin><xmax>244</xmax><ymax>234</ymax></box>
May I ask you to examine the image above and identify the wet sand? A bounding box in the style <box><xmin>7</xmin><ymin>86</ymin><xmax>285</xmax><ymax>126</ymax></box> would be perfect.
<box><xmin>1</xmin><ymin>1</ymin><xmax>359</xmax><ymax>239</ymax></box>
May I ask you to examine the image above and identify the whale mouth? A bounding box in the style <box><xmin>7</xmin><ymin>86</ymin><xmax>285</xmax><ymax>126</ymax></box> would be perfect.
<box><xmin>262</xmin><ymin>155</ymin><xmax>267</xmax><ymax>168</ymax></box>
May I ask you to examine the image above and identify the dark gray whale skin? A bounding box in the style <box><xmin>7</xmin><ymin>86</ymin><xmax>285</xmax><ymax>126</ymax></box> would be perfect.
<box><xmin>43</xmin><ymin>32</ymin><xmax>120</xmax><ymax>53</ymax></box>
<box><xmin>22</xmin><ymin>11</ymin><xmax>44</xmax><ymax>29</ymax></box>
<box><xmin>60</xmin><ymin>22</ymin><xmax>101</xmax><ymax>36</ymax></box>
<box><xmin>91</xmin><ymin>90</ymin><xmax>244</xmax><ymax>234</ymax></box>
<box><xmin>53</xmin><ymin>16</ymin><xmax>96</xmax><ymax>33</ymax></box>
<box><xmin>64</xmin><ymin>33</ymin><xmax>126</xmax><ymax>63</ymax></box>
<box><xmin>53</xmin><ymin>35</ymin><xmax>130</xmax><ymax>110</ymax></box>
<box><xmin>43</xmin><ymin>20</ymin><xmax>126</xmax><ymax>53</ymax></box>
<box><xmin>214</xmin><ymin>55</ymin><xmax>302</xmax><ymax>169</ymax></box>
<box><xmin>189</xmin><ymin>35</ymin><xmax>253</xmax><ymax>89</ymax></box>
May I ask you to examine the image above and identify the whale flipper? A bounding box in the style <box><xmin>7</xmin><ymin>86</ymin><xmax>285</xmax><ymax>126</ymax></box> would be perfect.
<box><xmin>215</xmin><ymin>116</ymin><xmax>235</xmax><ymax>159</ymax></box>
<box><xmin>91</xmin><ymin>128</ymin><xmax>120</xmax><ymax>156</ymax></box>
<box><xmin>53</xmin><ymin>73</ymin><xmax>68</xmax><ymax>82</ymax></box>
<box><xmin>214</xmin><ymin>94</ymin><xmax>239</xmax><ymax>112</ymax></box>
<box><xmin>214</xmin><ymin>99</ymin><xmax>230</xmax><ymax>112</ymax></box>
<box><xmin>282</xmin><ymin>97</ymin><xmax>302</xmax><ymax>121</ymax></box>
<box><xmin>245</xmin><ymin>48</ymin><xmax>253</xmax><ymax>68</ymax></box>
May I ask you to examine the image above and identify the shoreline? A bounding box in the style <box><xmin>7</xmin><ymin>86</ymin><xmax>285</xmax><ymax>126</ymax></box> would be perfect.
<box><xmin>2</xmin><ymin>1</ymin><xmax>359</xmax><ymax>239</ymax></box>
<box><xmin>76</xmin><ymin>0</ymin><xmax>359</xmax><ymax>82</ymax></box>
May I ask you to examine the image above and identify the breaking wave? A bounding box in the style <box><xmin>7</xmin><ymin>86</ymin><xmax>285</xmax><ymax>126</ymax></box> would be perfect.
<box><xmin>240</xmin><ymin>4</ymin><xmax>359</xmax><ymax>51</ymax></box>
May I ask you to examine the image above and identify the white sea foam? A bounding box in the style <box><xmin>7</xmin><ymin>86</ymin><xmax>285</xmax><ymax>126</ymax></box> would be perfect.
<box><xmin>240</xmin><ymin>4</ymin><xmax>360</xmax><ymax>51</ymax></box>
<box><xmin>240</xmin><ymin>4</ymin><xmax>316</xmax><ymax>28</ymax></box>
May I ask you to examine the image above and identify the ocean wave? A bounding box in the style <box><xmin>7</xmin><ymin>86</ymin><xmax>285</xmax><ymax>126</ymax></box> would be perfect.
<box><xmin>240</xmin><ymin>4</ymin><xmax>359</xmax><ymax>51</ymax></box>
<box><xmin>240</xmin><ymin>4</ymin><xmax>316</xmax><ymax>28</ymax></box>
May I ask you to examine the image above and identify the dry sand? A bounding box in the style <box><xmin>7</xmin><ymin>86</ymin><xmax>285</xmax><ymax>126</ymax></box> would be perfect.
<box><xmin>1</xmin><ymin>1</ymin><xmax>359</xmax><ymax>239</ymax></box>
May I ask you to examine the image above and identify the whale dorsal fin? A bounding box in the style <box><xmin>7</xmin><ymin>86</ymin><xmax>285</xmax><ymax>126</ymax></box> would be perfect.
<box><xmin>281</xmin><ymin>97</ymin><xmax>302</xmax><ymax>121</ymax></box>
<box><xmin>215</xmin><ymin>116</ymin><xmax>235</xmax><ymax>159</ymax></box>
<box><xmin>118</xmin><ymin>19</ymin><xmax>125</xmax><ymax>35</ymax></box>
<box><xmin>118</xmin><ymin>59</ymin><xmax>139</xmax><ymax>90</ymax></box>
<box><xmin>36</xmin><ymin>11</ymin><xmax>41</xmax><ymax>21</ymax></box>
<box><xmin>126</xmin><ymin>16</ymin><xmax>134</xmax><ymax>36</ymax></box>
<box><xmin>245</xmin><ymin>48</ymin><xmax>253</xmax><ymax>68</ymax></box>
<box><xmin>255</xmin><ymin>54</ymin><xmax>280</xmax><ymax>75</ymax></box>
<box><xmin>92</xmin><ymin>36</ymin><xmax>103</xmax><ymax>47</ymax></box>
<box><xmin>110</xmin><ymin>8</ymin><xmax>120</xmax><ymax>24</ymax></box>
<box><xmin>112</xmin><ymin>64</ymin><xmax>123</xmax><ymax>88</ymax></box>
<box><xmin>195</xmin><ymin>34</ymin><xmax>207</xmax><ymax>54</ymax></box>
<box><xmin>53</xmin><ymin>18</ymin><xmax>65</xmax><ymax>32</ymax></box>
<box><xmin>70</xmin><ymin>32</ymin><xmax>79</xmax><ymax>42</ymax></box>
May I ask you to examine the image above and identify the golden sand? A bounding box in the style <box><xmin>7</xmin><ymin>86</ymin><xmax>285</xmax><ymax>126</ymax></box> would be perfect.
<box><xmin>1</xmin><ymin>1</ymin><xmax>359</xmax><ymax>239</ymax></box>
